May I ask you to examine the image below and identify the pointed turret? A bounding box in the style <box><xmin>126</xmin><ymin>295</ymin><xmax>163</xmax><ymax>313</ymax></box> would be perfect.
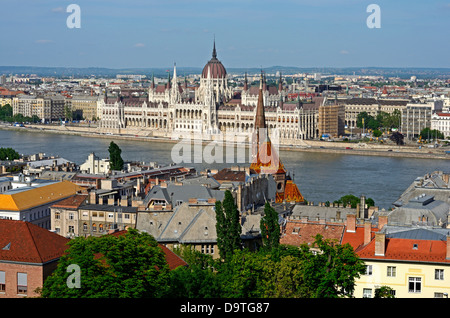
<box><xmin>243</xmin><ymin>72</ymin><xmax>248</xmax><ymax>91</ymax></box>
<box><xmin>254</xmin><ymin>72</ymin><xmax>267</xmax><ymax>133</ymax></box>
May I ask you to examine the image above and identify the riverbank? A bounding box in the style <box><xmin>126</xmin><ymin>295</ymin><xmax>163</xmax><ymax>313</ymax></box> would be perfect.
<box><xmin>2</xmin><ymin>123</ymin><xmax>449</xmax><ymax>160</ymax></box>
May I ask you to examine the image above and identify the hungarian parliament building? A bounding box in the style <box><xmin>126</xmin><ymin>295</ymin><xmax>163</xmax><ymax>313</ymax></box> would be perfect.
<box><xmin>97</xmin><ymin>42</ymin><xmax>320</xmax><ymax>144</ymax></box>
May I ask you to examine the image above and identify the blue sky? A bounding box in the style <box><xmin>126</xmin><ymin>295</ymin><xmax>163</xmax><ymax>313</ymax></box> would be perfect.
<box><xmin>1</xmin><ymin>0</ymin><xmax>449</xmax><ymax>69</ymax></box>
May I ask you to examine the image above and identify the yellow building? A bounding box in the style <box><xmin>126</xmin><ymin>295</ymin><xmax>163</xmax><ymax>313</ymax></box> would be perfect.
<box><xmin>344</xmin><ymin>221</ymin><xmax>450</xmax><ymax>298</ymax></box>
<box><xmin>0</xmin><ymin>180</ymin><xmax>84</xmax><ymax>229</ymax></box>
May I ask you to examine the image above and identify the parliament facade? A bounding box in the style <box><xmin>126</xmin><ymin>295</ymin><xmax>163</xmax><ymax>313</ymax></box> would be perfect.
<box><xmin>97</xmin><ymin>42</ymin><xmax>319</xmax><ymax>144</ymax></box>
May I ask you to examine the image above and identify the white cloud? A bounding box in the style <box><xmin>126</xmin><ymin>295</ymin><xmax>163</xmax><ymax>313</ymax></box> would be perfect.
<box><xmin>340</xmin><ymin>50</ymin><xmax>349</xmax><ymax>55</ymax></box>
<box><xmin>134</xmin><ymin>43</ymin><xmax>145</xmax><ymax>48</ymax></box>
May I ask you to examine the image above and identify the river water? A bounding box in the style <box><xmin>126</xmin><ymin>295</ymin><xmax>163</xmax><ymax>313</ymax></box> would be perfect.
<box><xmin>1</xmin><ymin>129</ymin><xmax>449</xmax><ymax>210</ymax></box>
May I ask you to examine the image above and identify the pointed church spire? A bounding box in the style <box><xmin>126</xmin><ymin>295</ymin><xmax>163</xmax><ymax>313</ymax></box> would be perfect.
<box><xmin>255</xmin><ymin>71</ymin><xmax>266</xmax><ymax>131</ymax></box>
<box><xmin>212</xmin><ymin>36</ymin><xmax>217</xmax><ymax>59</ymax></box>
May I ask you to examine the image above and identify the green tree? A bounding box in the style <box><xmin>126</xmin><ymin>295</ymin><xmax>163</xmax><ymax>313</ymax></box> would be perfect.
<box><xmin>0</xmin><ymin>147</ymin><xmax>20</xmax><ymax>160</ymax></box>
<box><xmin>41</xmin><ymin>229</ymin><xmax>169</xmax><ymax>298</ymax></box>
<box><xmin>299</xmin><ymin>234</ymin><xmax>366</xmax><ymax>298</ymax></box>
<box><xmin>165</xmin><ymin>246</ymin><xmax>221</xmax><ymax>298</ymax></box>
<box><xmin>374</xmin><ymin>286</ymin><xmax>395</xmax><ymax>298</ymax></box>
<box><xmin>420</xmin><ymin>127</ymin><xmax>444</xmax><ymax>141</ymax></box>
<box><xmin>373</xmin><ymin>129</ymin><xmax>382</xmax><ymax>138</ymax></box>
<box><xmin>0</xmin><ymin>104</ymin><xmax>13</xmax><ymax>121</ymax></box>
<box><xmin>334</xmin><ymin>194</ymin><xmax>359</xmax><ymax>208</ymax></box>
<box><xmin>108</xmin><ymin>141</ymin><xmax>124</xmax><ymax>171</ymax></box>
<box><xmin>215</xmin><ymin>190</ymin><xmax>242</xmax><ymax>262</ymax></box>
<box><xmin>357</xmin><ymin>112</ymin><xmax>381</xmax><ymax>131</ymax></box>
<box><xmin>260</xmin><ymin>202</ymin><xmax>280</xmax><ymax>251</ymax></box>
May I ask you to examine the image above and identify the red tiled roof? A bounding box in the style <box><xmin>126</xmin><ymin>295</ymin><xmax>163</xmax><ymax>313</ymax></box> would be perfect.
<box><xmin>356</xmin><ymin>237</ymin><xmax>450</xmax><ymax>263</ymax></box>
<box><xmin>341</xmin><ymin>225</ymin><xmax>377</xmax><ymax>250</ymax></box>
<box><xmin>342</xmin><ymin>225</ymin><xmax>450</xmax><ymax>264</ymax></box>
<box><xmin>0</xmin><ymin>220</ymin><xmax>70</xmax><ymax>264</ymax></box>
<box><xmin>281</xmin><ymin>220</ymin><xmax>345</xmax><ymax>246</ymax></box>
<box><xmin>51</xmin><ymin>194</ymin><xmax>88</xmax><ymax>209</ymax></box>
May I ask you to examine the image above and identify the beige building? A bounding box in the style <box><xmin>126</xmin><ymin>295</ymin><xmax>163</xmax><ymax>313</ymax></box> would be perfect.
<box><xmin>318</xmin><ymin>102</ymin><xmax>345</xmax><ymax>138</ymax></box>
<box><xmin>51</xmin><ymin>193</ymin><xmax>137</xmax><ymax>238</ymax></box>
<box><xmin>69</xmin><ymin>95</ymin><xmax>99</xmax><ymax>120</ymax></box>
<box><xmin>343</xmin><ymin>97</ymin><xmax>408</xmax><ymax>128</ymax></box>
<box><xmin>12</xmin><ymin>94</ymin><xmax>66</xmax><ymax>122</ymax></box>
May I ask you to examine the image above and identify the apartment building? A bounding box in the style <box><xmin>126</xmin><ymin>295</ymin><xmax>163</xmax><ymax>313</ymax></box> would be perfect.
<box><xmin>402</xmin><ymin>100</ymin><xmax>443</xmax><ymax>139</ymax></box>
<box><xmin>431</xmin><ymin>112</ymin><xmax>450</xmax><ymax>138</ymax></box>
<box><xmin>0</xmin><ymin>219</ymin><xmax>69</xmax><ymax>298</ymax></box>
<box><xmin>12</xmin><ymin>94</ymin><xmax>66</xmax><ymax>122</ymax></box>
<box><xmin>347</xmin><ymin>222</ymin><xmax>450</xmax><ymax>298</ymax></box>
<box><xmin>68</xmin><ymin>95</ymin><xmax>99</xmax><ymax>120</ymax></box>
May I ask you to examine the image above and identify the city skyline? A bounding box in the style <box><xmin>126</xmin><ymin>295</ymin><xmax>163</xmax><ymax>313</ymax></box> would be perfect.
<box><xmin>1</xmin><ymin>0</ymin><xmax>449</xmax><ymax>69</ymax></box>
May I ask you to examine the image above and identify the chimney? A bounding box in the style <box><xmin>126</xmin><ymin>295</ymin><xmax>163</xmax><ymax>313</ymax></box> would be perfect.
<box><xmin>447</xmin><ymin>236</ymin><xmax>450</xmax><ymax>260</ymax></box>
<box><xmin>346</xmin><ymin>213</ymin><xmax>356</xmax><ymax>233</ymax></box>
<box><xmin>375</xmin><ymin>232</ymin><xmax>386</xmax><ymax>256</ymax></box>
<box><xmin>378</xmin><ymin>213</ymin><xmax>388</xmax><ymax>230</ymax></box>
<box><xmin>364</xmin><ymin>221</ymin><xmax>371</xmax><ymax>245</ymax></box>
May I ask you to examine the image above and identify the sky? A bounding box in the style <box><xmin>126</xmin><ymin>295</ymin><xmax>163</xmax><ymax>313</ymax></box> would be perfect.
<box><xmin>1</xmin><ymin>0</ymin><xmax>449</xmax><ymax>69</ymax></box>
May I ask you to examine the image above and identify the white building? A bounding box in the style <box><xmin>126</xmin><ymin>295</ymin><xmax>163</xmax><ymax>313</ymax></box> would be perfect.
<box><xmin>97</xmin><ymin>41</ymin><xmax>319</xmax><ymax>143</ymax></box>
<box><xmin>79</xmin><ymin>153</ymin><xmax>111</xmax><ymax>174</ymax></box>
<box><xmin>431</xmin><ymin>112</ymin><xmax>450</xmax><ymax>138</ymax></box>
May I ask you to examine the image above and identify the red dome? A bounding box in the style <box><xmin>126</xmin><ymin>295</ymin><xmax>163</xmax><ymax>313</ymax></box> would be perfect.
<box><xmin>202</xmin><ymin>41</ymin><xmax>227</xmax><ymax>79</ymax></box>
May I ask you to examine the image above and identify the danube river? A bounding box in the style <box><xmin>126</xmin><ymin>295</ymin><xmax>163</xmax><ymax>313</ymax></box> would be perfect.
<box><xmin>1</xmin><ymin>129</ymin><xmax>449</xmax><ymax>210</ymax></box>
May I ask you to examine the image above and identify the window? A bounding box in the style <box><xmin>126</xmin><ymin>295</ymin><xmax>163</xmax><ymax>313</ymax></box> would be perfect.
<box><xmin>387</xmin><ymin>266</ymin><xmax>396</xmax><ymax>277</ymax></box>
<box><xmin>0</xmin><ymin>271</ymin><xmax>5</xmax><ymax>292</ymax></box>
<box><xmin>408</xmin><ymin>277</ymin><xmax>421</xmax><ymax>293</ymax></box>
<box><xmin>83</xmin><ymin>223</ymin><xmax>88</xmax><ymax>231</ymax></box>
<box><xmin>55</xmin><ymin>212</ymin><xmax>60</xmax><ymax>220</ymax></box>
<box><xmin>363</xmin><ymin>288</ymin><xmax>372</xmax><ymax>298</ymax></box>
<box><xmin>68</xmin><ymin>225</ymin><xmax>74</xmax><ymax>233</ymax></box>
<box><xmin>365</xmin><ymin>265</ymin><xmax>373</xmax><ymax>276</ymax></box>
<box><xmin>435</xmin><ymin>269</ymin><xmax>444</xmax><ymax>280</ymax></box>
<box><xmin>69</xmin><ymin>213</ymin><xmax>74</xmax><ymax>220</ymax></box>
<box><xmin>17</xmin><ymin>273</ymin><xmax>27</xmax><ymax>295</ymax></box>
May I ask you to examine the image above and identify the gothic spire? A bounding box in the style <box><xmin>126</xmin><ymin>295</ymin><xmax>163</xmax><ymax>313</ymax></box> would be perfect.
<box><xmin>212</xmin><ymin>37</ymin><xmax>217</xmax><ymax>59</ymax></box>
<box><xmin>255</xmin><ymin>71</ymin><xmax>266</xmax><ymax>131</ymax></box>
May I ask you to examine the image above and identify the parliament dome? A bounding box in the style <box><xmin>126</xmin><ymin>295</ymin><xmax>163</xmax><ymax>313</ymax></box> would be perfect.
<box><xmin>202</xmin><ymin>41</ymin><xmax>227</xmax><ymax>79</ymax></box>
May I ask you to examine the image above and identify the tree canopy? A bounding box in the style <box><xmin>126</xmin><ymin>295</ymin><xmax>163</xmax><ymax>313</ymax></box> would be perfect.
<box><xmin>420</xmin><ymin>127</ymin><xmax>444</xmax><ymax>141</ymax></box>
<box><xmin>0</xmin><ymin>147</ymin><xmax>20</xmax><ymax>161</ymax></box>
<box><xmin>41</xmin><ymin>229</ymin><xmax>169</xmax><ymax>298</ymax></box>
<box><xmin>260</xmin><ymin>202</ymin><xmax>281</xmax><ymax>251</ymax></box>
<box><xmin>215</xmin><ymin>190</ymin><xmax>242</xmax><ymax>261</ymax></box>
<box><xmin>108</xmin><ymin>141</ymin><xmax>124</xmax><ymax>171</ymax></box>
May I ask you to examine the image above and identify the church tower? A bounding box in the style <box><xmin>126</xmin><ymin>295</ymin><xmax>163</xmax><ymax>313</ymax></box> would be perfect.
<box><xmin>250</xmin><ymin>72</ymin><xmax>305</xmax><ymax>204</ymax></box>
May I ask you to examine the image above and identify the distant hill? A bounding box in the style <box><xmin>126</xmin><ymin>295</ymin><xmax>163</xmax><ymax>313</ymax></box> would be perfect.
<box><xmin>1</xmin><ymin>65</ymin><xmax>449</xmax><ymax>79</ymax></box>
